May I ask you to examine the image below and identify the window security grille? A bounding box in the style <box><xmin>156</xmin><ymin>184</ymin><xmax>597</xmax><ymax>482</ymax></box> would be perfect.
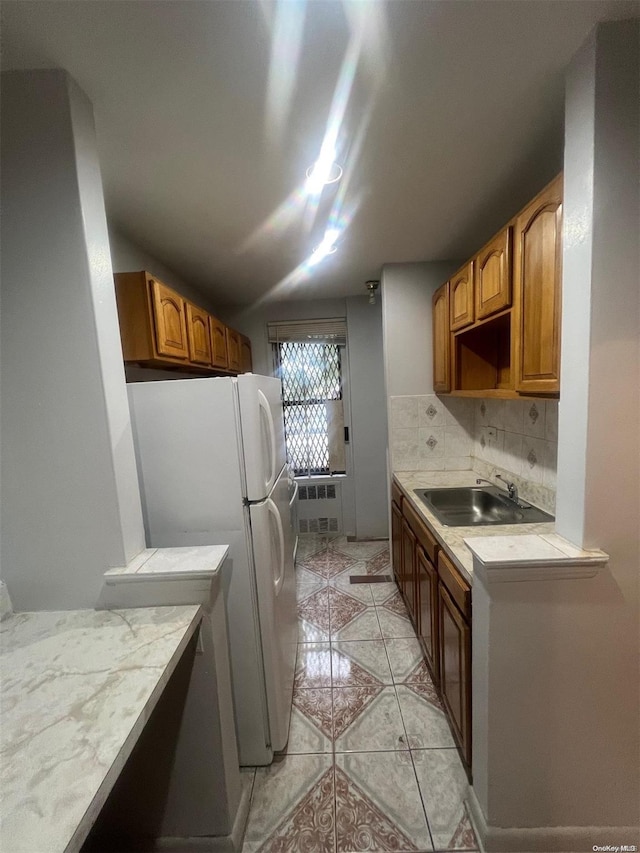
<box><xmin>274</xmin><ymin>341</ymin><xmax>344</xmax><ymax>477</ymax></box>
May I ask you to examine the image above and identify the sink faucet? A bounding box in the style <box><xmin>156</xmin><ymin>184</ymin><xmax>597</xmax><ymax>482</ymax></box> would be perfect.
<box><xmin>476</xmin><ymin>475</ymin><xmax>521</xmax><ymax>506</ymax></box>
<box><xmin>495</xmin><ymin>474</ymin><xmax>519</xmax><ymax>504</ymax></box>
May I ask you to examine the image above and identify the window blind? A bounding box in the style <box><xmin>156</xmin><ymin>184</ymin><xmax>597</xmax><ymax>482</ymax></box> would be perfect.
<box><xmin>267</xmin><ymin>318</ymin><xmax>347</xmax><ymax>346</ymax></box>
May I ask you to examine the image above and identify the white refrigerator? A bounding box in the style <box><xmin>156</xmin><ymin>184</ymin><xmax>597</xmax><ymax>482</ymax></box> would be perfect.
<box><xmin>127</xmin><ymin>375</ymin><xmax>297</xmax><ymax>766</ymax></box>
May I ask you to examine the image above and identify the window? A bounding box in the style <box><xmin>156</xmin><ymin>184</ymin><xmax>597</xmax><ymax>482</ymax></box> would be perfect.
<box><xmin>273</xmin><ymin>340</ymin><xmax>346</xmax><ymax>477</ymax></box>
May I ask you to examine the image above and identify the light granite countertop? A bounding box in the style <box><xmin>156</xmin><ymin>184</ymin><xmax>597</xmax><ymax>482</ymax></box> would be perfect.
<box><xmin>393</xmin><ymin>470</ymin><xmax>556</xmax><ymax>585</ymax></box>
<box><xmin>104</xmin><ymin>544</ymin><xmax>229</xmax><ymax>581</ymax></box>
<box><xmin>0</xmin><ymin>604</ymin><xmax>202</xmax><ymax>853</ymax></box>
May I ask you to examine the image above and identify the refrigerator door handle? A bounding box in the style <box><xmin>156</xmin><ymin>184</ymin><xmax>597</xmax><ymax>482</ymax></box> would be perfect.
<box><xmin>258</xmin><ymin>389</ymin><xmax>277</xmax><ymax>493</ymax></box>
<box><xmin>267</xmin><ymin>497</ymin><xmax>286</xmax><ymax>594</ymax></box>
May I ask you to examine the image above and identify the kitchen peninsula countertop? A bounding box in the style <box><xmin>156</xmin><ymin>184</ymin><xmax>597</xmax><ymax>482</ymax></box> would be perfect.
<box><xmin>393</xmin><ymin>470</ymin><xmax>556</xmax><ymax>585</ymax></box>
<box><xmin>0</xmin><ymin>604</ymin><xmax>202</xmax><ymax>853</ymax></box>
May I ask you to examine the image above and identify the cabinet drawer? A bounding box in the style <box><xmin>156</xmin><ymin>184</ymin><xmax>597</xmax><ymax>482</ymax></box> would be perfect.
<box><xmin>438</xmin><ymin>551</ymin><xmax>471</xmax><ymax>620</ymax></box>
<box><xmin>391</xmin><ymin>480</ymin><xmax>403</xmax><ymax>509</ymax></box>
<box><xmin>403</xmin><ymin>499</ymin><xmax>438</xmax><ymax>564</ymax></box>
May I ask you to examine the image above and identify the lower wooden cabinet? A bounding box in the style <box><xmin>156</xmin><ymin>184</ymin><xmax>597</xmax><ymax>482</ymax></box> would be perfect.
<box><xmin>438</xmin><ymin>577</ymin><xmax>472</xmax><ymax>769</ymax></box>
<box><xmin>417</xmin><ymin>545</ymin><xmax>440</xmax><ymax>683</ymax></box>
<box><xmin>391</xmin><ymin>478</ymin><xmax>472</xmax><ymax>775</ymax></box>
<box><xmin>401</xmin><ymin>518</ymin><xmax>418</xmax><ymax>625</ymax></box>
<box><xmin>391</xmin><ymin>500</ymin><xmax>403</xmax><ymax>588</ymax></box>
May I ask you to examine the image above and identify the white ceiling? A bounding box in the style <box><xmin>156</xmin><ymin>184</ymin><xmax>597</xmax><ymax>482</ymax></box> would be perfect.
<box><xmin>2</xmin><ymin>0</ymin><xmax>638</xmax><ymax>308</ymax></box>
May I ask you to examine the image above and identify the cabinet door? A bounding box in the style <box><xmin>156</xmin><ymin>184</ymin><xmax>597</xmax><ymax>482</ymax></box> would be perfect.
<box><xmin>514</xmin><ymin>175</ymin><xmax>563</xmax><ymax>394</ymax></box>
<box><xmin>391</xmin><ymin>501</ymin><xmax>403</xmax><ymax>588</ymax></box>
<box><xmin>239</xmin><ymin>334</ymin><xmax>253</xmax><ymax>374</ymax></box>
<box><xmin>439</xmin><ymin>584</ymin><xmax>472</xmax><ymax>768</ymax></box>
<box><xmin>185</xmin><ymin>302</ymin><xmax>212</xmax><ymax>365</ymax></box>
<box><xmin>150</xmin><ymin>279</ymin><xmax>189</xmax><ymax>359</ymax></box>
<box><xmin>209</xmin><ymin>315</ymin><xmax>228</xmax><ymax>369</ymax></box>
<box><xmin>401</xmin><ymin>517</ymin><xmax>417</xmax><ymax>626</ymax></box>
<box><xmin>417</xmin><ymin>545</ymin><xmax>440</xmax><ymax>684</ymax></box>
<box><xmin>449</xmin><ymin>262</ymin><xmax>474</xmax><ymax>331</ymax></box>
<box><xmin>226</xmin><ymin>328</ymin><xmax>241</xmax><ymax>372</ymax></box>
<box><xmin>475</xmin><ymin>227</ymin><xmax>512</xmax><ymax>320</ymax></box>
<box><xmin>432</xmin><ymin>282</ymin><xmax>451</xmax><ymax>392</ymax></box>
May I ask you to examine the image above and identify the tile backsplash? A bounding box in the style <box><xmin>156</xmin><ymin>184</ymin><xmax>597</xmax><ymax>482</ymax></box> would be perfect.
<box><xmin>389</xmin><ymin>395</ymin><xmax>559</xmax><ymax>511</ymax></box>
<box><xmin>390</xmin><ymin>395</ymin><xmax>474</xmax><ymax>472</ymax></box>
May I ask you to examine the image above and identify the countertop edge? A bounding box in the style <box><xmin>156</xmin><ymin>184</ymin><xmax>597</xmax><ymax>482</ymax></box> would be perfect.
<box><xmin>66</xmin><ymin>604</ymin><xmax>203</xmax><ymax>853</ymax></box>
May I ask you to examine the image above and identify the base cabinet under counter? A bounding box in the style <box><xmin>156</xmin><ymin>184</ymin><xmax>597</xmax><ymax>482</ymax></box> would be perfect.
<box><xmin>390</xmin><ymin>478</ymin><xmax>472</xmax><ymax>776</ymax></box>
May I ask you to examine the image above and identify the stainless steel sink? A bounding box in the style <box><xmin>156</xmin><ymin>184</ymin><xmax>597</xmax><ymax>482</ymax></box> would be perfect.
<box><xmin>413</xmin><ymin>486</ymin><xmax>554</xmax><ymax>527</ymax></box>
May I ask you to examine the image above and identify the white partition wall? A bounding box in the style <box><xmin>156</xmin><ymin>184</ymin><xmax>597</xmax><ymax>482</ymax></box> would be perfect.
<box><xmin>1</xmin><ymin>70</ymin><xmax>145</xmax><ymax>610</ymax></box>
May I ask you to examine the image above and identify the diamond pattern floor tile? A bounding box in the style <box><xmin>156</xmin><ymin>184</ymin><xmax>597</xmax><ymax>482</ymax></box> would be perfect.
<box><xmin>243</xmin><ymin>538</ymin><xmax>473</xmax><ymax>853</ymax></box>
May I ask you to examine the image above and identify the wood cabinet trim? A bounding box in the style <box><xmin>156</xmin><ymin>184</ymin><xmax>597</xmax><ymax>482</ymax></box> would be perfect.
<box><xmin>149</xmin><ymin>278</ymin><xmax>189</xmax><ymax>360</ymax></box>
<box><xmin>433</xmin><ymin>282</ymin><xmax>451</xmax><ymax>393</ymax></box>
<box><xmin>185</xmin><ymin>302</ymin><xmax>213</xmax><ymax>365</ymax></box>
<box><xmin>439</xmin><ymin>582</ymin><xmax>472</xmax><ymax>767</ymax></box>
<box><xmin>401</xmin><ymin>517</ymin><xmax>418</xmax><ymax>623</ymax></box>
<box><xmin>449</xmin><ymin>261</ymin><xmax>475</xmax><ymax>331</ymax></box>
<box><xmin>209</xmin><ymin>315</ymin><xmax>229</xmax><ymax>369</ymax></box>
<box><xmin>403</xmin><ymin>499</ymin><xmax>438</xmax><ymax>564</ymax></box>
<box><xmin>391</xmin><ymin>481</ymin><xmax>404</xmax><ymax>511</ymax></box>
<box><xmin>474</xmin><ymin>226</ymin><xmax>512</xmax><ymax>321</ymax></box>
<box><xmin>513</xmin><ymin>174</ymin><xmax>563</xmax><ymax>394</ymax></box>
<box><xmin>417</xmin><ymin>544</ymin><xmax>440</xmax><ymax>683</ymax></box>
<box><xmin>438</xmin><ymin>551</ymin><xmax>472</xmax><ymax>620</ymax></box>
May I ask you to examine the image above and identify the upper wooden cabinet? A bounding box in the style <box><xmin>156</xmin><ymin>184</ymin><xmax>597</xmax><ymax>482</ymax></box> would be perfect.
<box><xmin>209</xmin><ymin>315</ymin><xmax>228</xmax><ymax>370</ymax></box>
<box><xmin>186</xmin><ymin>302</ymin><xmax>212</xmax><ymax>365</ymax></box>
<box><xmin>432</xmin><ymin>174</ymin><xmax>562</xmax><ymax>399</ymax></box>
<box><xmin>475</xmin><ymin>227</ymin><xmax>512</xmax><ymax>321</ymax></box>
<box><xmin>226</xmin><ymin>327</ymin><xmax>241</xmax><ymax>372</ymax></box>
<box><xmin>150</xmin><ymin>278</ymin><xmax>189</xmax><ymax>359</ymax></box>
<box><xmin>513</xmin><ymin>175</ymin><xmax>563</xmax><ymax>394</ymax></box>
<box><xmin>239</xmin><ymin>334</ymin><xmax>253</xmax><ymax>374</ymax></box>
<box><xmin>449</xmin><ymin>262</ymin><xmax>474</xmax><ymax>331</ymax></box>
<box><xmin>432</xmin><ymin>282</ymin><xmax>451</xmax><ymax>393</ymax></box>
<box><xmin>113</xmin><ymin>270</ymin><xmax>251</xmax><ymax>377</ymax></box>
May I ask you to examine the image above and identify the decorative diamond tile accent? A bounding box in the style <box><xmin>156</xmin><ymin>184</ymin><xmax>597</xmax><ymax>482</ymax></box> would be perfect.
<box><xmin>365</xmin><ymin>549</ymin><xmax>390</xmax><ymax>575</ymax></box>
<box><xmin>292</xmin><ymin>688</ymin><xmax>333</xmax><ymax>740</ymax></box>
<box><xmin>426</xmin><ymin>435</ymin><xmax>438</xmax><ymax>450</ymax></box>
<box><xmin>254</xmin><ymin>765</ymin><xmax>335</xmax><ymax>853</ymax></box>
<box><xmin>332</xmin><ymin>685</ymin><xmax>383</xmax><ymax>739</ymax></box>
<box><xmin>527</xmin><ymin>449</ymin><xmax>538</xmax><ymax>468</ymax></box>
<box><xmin>334</xmin><ymin>765</ymin><xmax>419</xmax><ymax>852</ymax></box>
<box><xmin>328</xmin><ymin>588</ymin><xmax>368</xmax><ymax>632</ymax></box>
<box><xmin>528</xmin><ymin>403</ymin><xmax>539</xmax><ymax>424</ymax></box>
<box><xmin>302</xmin><ymin>549</ymin><xmax>357</xmax><ymax>579</ymax></box>
<box><xmin>297</xmin><ymin>589</ymin><xmax>330</xmax><ymax>633</ymax></box>
<box><xmin>425</xmin><ymin>404</ymin><xmax>438</xmax><ymax>420</ymax></box>
<box><xmin>405</xmin><ymin>679</ymin><xmax>444</xmax><ymax>711</ymax></box>
<box><xmin>380</xmin><ymin>590</ymin><xmax>408</xmax><ymax>618</ymax></box>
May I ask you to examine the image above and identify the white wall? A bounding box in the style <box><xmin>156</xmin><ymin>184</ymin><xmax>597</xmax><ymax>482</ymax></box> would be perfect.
<box><xmin>229</xmin><ymin>296</ymin><xmax>388</xmax><ymax>539</ymax></box>
<box><xmin>0</xmin><ymin>70</ymin><xmax>145</xmax><ymax>610</ymax></box>
<box><xmin>109</xmin><ymin>228</ymin><xmax>220</xmax><ymax>382</ymax></box>
<box><xmin>471</xmin><ymin>21</ymin><xmax>639</xmax><ymax>847</ymax></box>
<box><xmin>381</xmin><ymin>262</ymin><xmax>460</xmax><ymax>398</ymax></box>
<box><xmin>109</xmin><ymin>227</ymin><xmax>219</xmax><ymax>313</ymax></box>
<box><xmin>346</xmin><ymin>297</ymin><xmax>388</xmax><ymax>539</ymax></box>
<box><xmin>557</xmin><ymin>17</ymin><xmax>639</xmax><ymax>824</ymax></box>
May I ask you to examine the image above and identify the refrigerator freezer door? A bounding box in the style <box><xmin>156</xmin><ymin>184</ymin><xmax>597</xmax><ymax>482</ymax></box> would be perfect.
<box><xmin>237</xmin><ymin>375</ymin><xmax>286</xmax><ymax>501</ymax></box>
<box><xmin>248</xmin><ymin>466</ymin><xmax>297</xmax><ymax>752</ymax></box>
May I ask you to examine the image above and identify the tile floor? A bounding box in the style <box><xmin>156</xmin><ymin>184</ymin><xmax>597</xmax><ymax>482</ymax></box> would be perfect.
<box><xmin>242</xmin><ymin>534</ymin><xmax>479</xmax><ymax>853</ymax></box>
